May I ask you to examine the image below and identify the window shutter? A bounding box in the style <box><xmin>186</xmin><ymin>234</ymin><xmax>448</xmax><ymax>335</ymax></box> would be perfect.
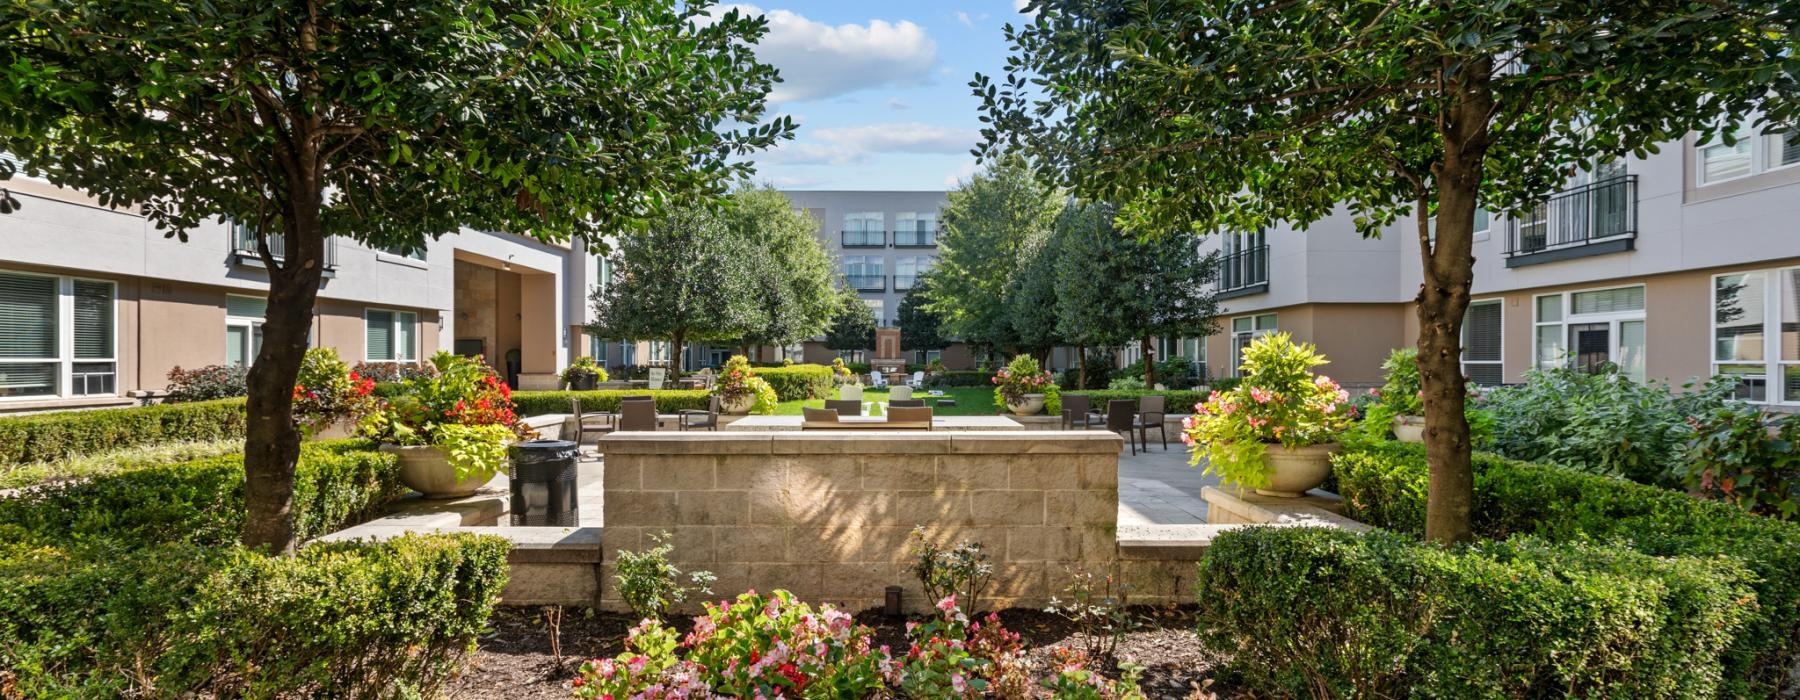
<box><xmin>73</xmin><ymin>280</ymin><xmax>113</xmax><ymax>359</ymax></box>
<box><xmin>1571</xmin><ymin>287</ymin><xmax>1644</xmax><ymax>314</ymax></box>
<box><xmin>226</xmin><ymin>294</ymin><xmax>267</xmax><ymax>319</ymax></box>
<box><xmin>0</xmin><ymin>273</ymin><xmax>57</xmax><ymax>358</ymax></box>
<box><xmin>366</xmin><ymin>310</ymin><xmax>394</xmax><ymax>360</ymax></box>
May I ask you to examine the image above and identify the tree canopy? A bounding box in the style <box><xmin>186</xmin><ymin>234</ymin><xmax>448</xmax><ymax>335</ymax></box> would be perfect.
<box><xmin>925</xmin><ymin>155</ymin><xmax>1063</xmax><ymax>355</ymax></box>
<box><xmin>588</xmin><ymin>205</ymin><xmax>761</xmax><ymax>375</ymax></box>
<box><xmin>0</xmin><ymin>0</ymin><xmax>791</xmax><ymax>551</ymax></box>
<box><xmin>977</xmin><ymin>0</ymin><xmax>1797</xmax><ymax>543</ymax></box>
<box><xmin>823</xmin><ymin>291</ymin><xmax>878</xmax><ymax>354</ymax></box>
<box><xmin>718</xmin><ymin>186</ymin><xmax>839</xmax><ymax>350</ymax></box>
<box><xmin>898</xmin><ymin>275</ymin><xmax>954</xmax><ymax>356</ymax></box>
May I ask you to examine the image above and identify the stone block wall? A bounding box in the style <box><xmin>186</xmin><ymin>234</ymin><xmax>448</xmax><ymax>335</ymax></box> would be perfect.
<box><xmin>600</xmin><ymin>431</ymin><xmax>1124</xmax><ymax>614</ymax></box>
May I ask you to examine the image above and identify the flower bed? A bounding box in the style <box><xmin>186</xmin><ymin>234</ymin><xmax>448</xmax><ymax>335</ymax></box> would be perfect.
<box><xmin>0</xmin><ymin>439</ymin><xmax>508</xmax><ymax>697</ymax></box>
<box><xmin>0</xmin><ymin>398</ymin><xmax>246</xmax><ymax>466</ymax></box>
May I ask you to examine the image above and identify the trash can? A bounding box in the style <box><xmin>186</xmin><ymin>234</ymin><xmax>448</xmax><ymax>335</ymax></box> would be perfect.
<box><xmin>509</xmin><ymin>439</ymin><xmax>579</xmax><ymax>527</ymax></box>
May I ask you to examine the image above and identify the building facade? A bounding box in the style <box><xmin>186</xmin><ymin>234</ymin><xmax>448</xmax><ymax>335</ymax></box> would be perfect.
<box><xmin>1192</xmin><ymin>124</ymin><xmax>1800</xmax><ymax>401</ymax></box>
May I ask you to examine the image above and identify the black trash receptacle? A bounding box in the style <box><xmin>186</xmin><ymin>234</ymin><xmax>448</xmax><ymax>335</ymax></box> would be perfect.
<box><xmin>509</xmin><ymin>439</ymin><xmax>579</xmax><ymax>526</ymax></box>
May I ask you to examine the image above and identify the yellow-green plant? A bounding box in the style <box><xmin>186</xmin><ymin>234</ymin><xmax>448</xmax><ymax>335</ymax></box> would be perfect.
<box><xmin>1184</xmin><ymin>333</ymin><xmax>1352</xmax><ymax>489</ymax></box>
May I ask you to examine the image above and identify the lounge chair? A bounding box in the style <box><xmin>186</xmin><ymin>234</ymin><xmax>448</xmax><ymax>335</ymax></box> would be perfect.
<box><xmin>907</xmin><ymin>371</ymin><xmax>926</xmax><ymax>389</ymax></box>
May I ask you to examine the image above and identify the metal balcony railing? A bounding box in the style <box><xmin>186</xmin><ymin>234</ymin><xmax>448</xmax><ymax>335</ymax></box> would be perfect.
<box><xmin>1507</xmin><ymin>175</ymin><xmax>1637</xmax><ymax>258</ymax></box>
<box><xmin>841</xmin><ymin>230</ymin><xmax>886</xmax><ymax>248</ymax></box>
<box><xmin>893</xmin><ymin>229</ymin><xmax>937</xmax><ymax>247</ymax></box>
<box><xmin>847</xmin><ymin>274</ymin><xmax>886</xmax><ymax>291</ymax></box>
<box><xmin>234</xmin><ymin>223</ymin><xmax>339</xmax><ymax>270</ymax></box>
<box><xmin>1219</xmin><ymin>244</ymin><xmax>1269</xmax><ymax>293</ymax></box>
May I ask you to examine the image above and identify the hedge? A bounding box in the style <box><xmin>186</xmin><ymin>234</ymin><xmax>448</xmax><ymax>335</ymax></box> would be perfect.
<box><xmin>511</xmin><ymin>389</ymin><xmax>712</xmax><ymax>417</ymax></box>
<box><xmin>0</xmin><ymin>398</ymin><xmax>246</xmax><ymax>465</ymax></box>
<box><xmin>1065</xmin><ymin>389</ymin><xmax>1208</xmax><ymax>413</ymax></box>
<box><xmin>0</xmin><ymin>440</ymin><xmax>508</xmax><ymax>697</ymax></box>
<box><xmin>752</xmin><ymin>364</ymin><xmax>834</xmax><ymax>401</ymax></box>
<box><xmin>1197</xmin><ymin>527</ymin><xmax>1753</xmax><ymax>699</ymax></box>
<box><xmin>1332</xmin><ymin>440</ymin><xmax>1800</xmax><ymax>697</ymax></box>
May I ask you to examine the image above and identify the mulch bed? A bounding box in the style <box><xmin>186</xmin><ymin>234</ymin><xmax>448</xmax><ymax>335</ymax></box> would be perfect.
<box><xmin>445</xmin><ymin>605</ymin><xmax>1231</xmax><ymax>699</ymax></box>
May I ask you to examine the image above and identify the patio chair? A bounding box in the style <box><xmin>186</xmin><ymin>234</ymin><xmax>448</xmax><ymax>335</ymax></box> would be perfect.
<box><xmin>617</xmin><ymin>399</ymin><xmax>659</xmax><ymax>431</ymax></box>
<box><xmin>870</xmin><ymin>372</ymin><xmax>889</xmax><ymax>388</ymax></box>
<box><xmin>907</xmin><ymin>371</ymin><xmax>926</xmax><ymax>389</ymax></box>
<box><xmin>824</xmin><ymin>399</ymin><xmax>863</xmax><ymax>417</ymax></box>
<box><xmin>569</xmin><ymin>397</ymin><xmax>614</xmax><ymax>455</ymax></box>
<box><xmin>1135</xmin><ymin>395</ymin><xmax>1168</xmax><ymax>450</ymax></box>
<box><xmin>802</xmin><ymin>406</ymin><xmax>841</xmax><ymax>423</ymax></box>
<box><xmin>1105</xmin><ymin>399</ymin><xmax>1141</xmax><ymax>455</ymax></box>
<box><xmin>888</xmin><ymin>385</ymin><xmax>913</xmax><ymax>401</ymax></box>
<box><xmin>1060</xmin><ymin>394</ymin><xmax>1101</xmax><ymax>430</ymax></box>
<box><xmin>888</xmin><ymin>398</ymin><xmax>926</xmax><ymax>408</ymax></box>
<box><xmin>647</xmin><ymin>367</ymin><xmax>667</xmax><ymax>390</ymax></box>
<box><xmin>679</xmin><ymin>394</ymin><xmax>720</xmax><ymax>432</ymax></box>
<box><xmin>886</xmin><ymin>405</ymin><xmax>934</xmax><ymax>426</ymax></box>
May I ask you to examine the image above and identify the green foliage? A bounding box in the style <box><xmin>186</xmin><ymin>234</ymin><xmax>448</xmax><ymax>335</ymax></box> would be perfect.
<box><xmin>1374</xmin><ymin>348</ymin><xmax>1423</xmax><ymax>415</ymax></box>
<box><xmin>0</xmin><ymin>399</ymin><xmax>246</xmax><ymax>466</ymax></box>
<box><xmin>714</xmin><ymin>355</ymin><xmax>757</xmax><ymax>401</ymax></box>
<box><xmin>927</xmin><ymin>370</ymin><xmax>992</xmax><ymax>388</ymax></box>
<box><xmin>1352</xmin><ymin>350</ymin><xmax>1493</xmax><ymax>446</ymax></box>
<box><xmin>293</xmin><ymin>347</ymin><xmax>379</xmax><ymax>433</ymax></box>
<box><xmin>746</xmin><ymin>377</ymin><xmax>779</xmax><ymax>415</ymax></box>
<box><xmin>559</xmin><ymin>355</ymin><xmax>609</xmax><ymax>386</ymax></box>
<box><xmin>613</xmin><ymin>532</ymin><xmax>716</xmax><ymax>621</ymax></box>
<box><xmin>899</xmin><ymin>278</ymin><xmax>954</xmax><ymax>353</ymax></box>
<box><xmin>1185</xmin><ymin>333</ymin><xmax>1353</xmax><ymax>488</ymax></box>
<box><xmin>926</xmin><ymin>154</ymin><xmax>1065</xmax><ymax>351</ymax></box>
<box><xmin>908</xmin><ymin>525</ymin><xmax>996</xmax><ymax>613</ymax></box>
<box><xmin>1106</xmin><ymin>375</ymin><xmax>1144</xmax><ymax>391</ymax></box>
<box><xmin>1196</xmin><ymin>527</ymin><xmax>1753</xmax><ymax>699</ymax></box>
<box><xmin>722</xmin><ymin>187</ymin><xmax>841</xmax><ymax>349</ymax></box>
<box><xmin>360</xmin><ymin>352</ymin><xmax>524</xmax><ymax>479</ymax></box>
<box><xmin>1331</xmin><ymin>441</ymin><xmax>1800</xmax><ymax>696</ymax></box>
<box><xmin>751</xmin><ymin>364</ymin><xmax>834</xmax><ymax>401</ymax></box>
<box><xmin>1115</xmin><ymin>356</ymin><xmax>1198</xmax><ymax>389</ymax></box>
<box><xmin>0</xmin><ymin>439</ymin><xmax>239</xmax><ymax>491</ymax></box>
<box><xmin>588</xmin><ymin>204</ymin><xmax>762</xmax><ymax>359</ymax></box>
<box><xmin>1484</xmin><ymin>366</ymin><xmax>1736</xmax><ymax>486</ymax></box>
<box><xmin>991</xmin><ymin>354</ymin><xmax>1053</xmax><ymax>408</ymax></box>
<box><xmin>163</xmin><ymin>364</ymin><xmax>249</xmax><ymax>402</ymax></box>
<box><xmin>1678</xmin><ymin>403</ymin><xmax>1800</xmax><ymax>519</ymax></box>
<box><xmin>510</xmin><ymin>389</ymin><xmax>712</xmax><ymax>417</ymax></box>
<box><xmin>823</xmin><ymin>291</ymin><xmax>877</xmax><ymax>352</ymax></box>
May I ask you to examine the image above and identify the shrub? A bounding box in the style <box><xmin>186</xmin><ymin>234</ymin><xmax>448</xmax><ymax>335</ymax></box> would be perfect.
<box><xmin>293</xmin><ymin>347</ymin><xmax>378</xmax><ymax>434</ymax></box>
<box><xmin>164</xmin><ymin>364</ymin><xmax>249</xmax><ymax>402</ymax></box>
<box><xmin>1196</xmin><ymin>526</ymin><xmax>1754</xmax><ymax>699</ymax></box>
<box><xmin>0</xmin><ymin>438</ymin><xmax>239</xmax><ymax>490</ymax></box>
<box><xmin>1116</xmin><ymin>356</ymin><xmax>1196</xmax><ymax>389</ymax></box>
<box><xmin>1677</xmin><ymin>402</ymin><xmax>1800</xmax><ymax>519</ymax></box>
<box><xmin>360</xmin><ymin>352</ymin><xmax>527</xmax><ymax>479</ymax></box>
<box><xmin>927</xmin><ymin>370</ymin><xmax>992</xmax><ymax>388</ymax></box>
<box><xmin>753</xmin><ymin>363</ymin><xmax>834</xmax><ymax>401</ymax></box>
<box><xmin>612</xmin><ymin>531</ymin><xmax>716</xmax><ymax>621</ymax></box>
<box><xmin>1331</xmin><ymin>441</ymin><xmax>1800</xmax><ymax>696</ymax></box>
<box><xmin>1107</xmin><ymin>375</ymin><xmax>1145</xmax><ymax>390</ymax></box>
<box><xmin>714</xmin><ymin>355</ymin><xmax>757</xmax><ymax>403</ymax></box>
<box><xmin>351</xmin><ymin>360</ymin><xmax>438</xmax><ymax>383</ymax></box>
<box><xmin>510</xmin><ymin>389</ymin><xmax>712</xmax><ymax>417</ymax></box>
<box><xmin>0</xmin><ymin>399</ymin><xmax>246</xmax><ymax>466</ymax></box>
<box><xmin>908</xmin><ymin>525</ymin><xmax>995</xmax><ymax>613</ymax></box>
<box><xmin>1184</xmin><ymin>333</ymin><xmax>1352</xmax><ymax>489</ymax></box>
<box><xmin>1483</xmin><ymin>366</ymin><xmax>1735</xmax><ymax>486</ymax></box>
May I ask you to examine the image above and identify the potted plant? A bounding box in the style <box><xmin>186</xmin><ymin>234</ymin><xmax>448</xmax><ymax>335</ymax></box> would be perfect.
<box><xmin>360</xmin><ymin>352</ymin><xmax>531</xmax><ymax>498</ymax></box>
<box><xmin>992</xmin><ymin>355</ymin><xmax>1052</xmax><ymax>416</ymax></box>
<box><xmin>1183</xmin><ymin>333</ymin><xmax>1353</xmax><ymax>497</ymax></box>
<box><xmin>292</xmin><ymin>347</ymin><xmax>378</xmax><ymax>440</ymax></box>
<box><xmin>1372</xmin><ymin>347</ymin><xmax>1426</xmax><ymax>443</ymax></box>
<box><xmin>713</xmin><ymin>355</ymin><xmax>778</xmax><ymax>415</ymax></box>
<box><xmin>926</xmin><ymin>358</ymin><xmax>947</xmax><ymax>376</ymax></box>
<box><xmin>561</xmin><ymin>355</ymin><xmax>608</xmax><ymax>391</ymax></box>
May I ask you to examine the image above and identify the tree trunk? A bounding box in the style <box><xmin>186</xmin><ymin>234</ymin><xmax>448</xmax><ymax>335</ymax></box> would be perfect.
<box><xmin>241</xmin><ymin>207</ymin><xmax>327</xmax><ymax>553</ymax></box>
<box><xmin>1417</xmin><ymin>59</ymin><xmax>1493</xmax><ymax>545</ymax></box>
<box><xmin>1142</xmin><ymin>333</ymin><xmax>1156</xmax><ymax>388</ymax></box>
<box><xmin>1077</xmin><ymin>344</ymin><xmax>1088</xmax><ymax>389</ymax></box>
<box><xmin>670</xmin><ymin>330</ymin><xmax>685</xmax><ymax>380</ymax></box>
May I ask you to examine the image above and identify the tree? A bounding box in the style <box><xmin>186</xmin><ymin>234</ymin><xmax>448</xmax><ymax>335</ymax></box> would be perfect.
<box><xmin>823</xmin><ymin>291</ymin><xmax>877</xmax><ymax>356</ymax></box>
<box><xmin>0</xmin><ymin>1</ymin><xmax>791</xmax><ymax>551</ymax></box>
<box><xmin>1008</xmin><ymin>235</ymin><xmax>1063</xmax><ymax>363</ymax></box>
<box><xmin>719</xmin><ymin>186</ymin><xmax>838</xmax><ymax>354</ymax></box>
<box><xmin>978</xmin><ymin>0</ymin><xmax>1795</xmax><ymax>543</ymax></box>
<box><xmin>589</xmin><ymin>206</ymin><xmax>760</xmax><ymax>377</ymax></box>
<box><xmin>926</xmin><ymin>155</ymin><xmax>1063</xmax><ymax>356</ymax></box>
<box><xmin>1052</xmin><ymin>201</ymin><xmax>1217</xmax><ymax>387</ymax></box>
<box><xmin>898</xmin><ymin>275</ymin><xmax>954</xmax><ymax>358</ymax></box>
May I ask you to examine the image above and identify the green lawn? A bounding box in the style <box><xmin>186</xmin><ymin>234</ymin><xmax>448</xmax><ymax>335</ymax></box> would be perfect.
<box><xmin>774</xmin><ymin>386</ymin><xmax>1000</xmax><ymax>416</ymax></box>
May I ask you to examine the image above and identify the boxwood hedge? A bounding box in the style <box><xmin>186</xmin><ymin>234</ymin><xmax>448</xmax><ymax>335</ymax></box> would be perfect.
<box><xmin>752</xmin><ymin>364</ymin><xmax>833</xmax><ymax>401</ymax></box>
<box><xmin>0</xmin><ymin>398</ymin><xmax>246</xmax><ymax>465</ymax></box>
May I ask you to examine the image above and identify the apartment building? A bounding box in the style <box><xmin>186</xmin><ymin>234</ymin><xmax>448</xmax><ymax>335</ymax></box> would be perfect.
<box><xmin>0</xmin><ymin>167</ymin><xmax>588</xmax><ymax>413</ymax></box>
<box><xmin>1193</xmin><ymin>125</ymin><xmax>1800</xmax><ymax>401</ymax></box>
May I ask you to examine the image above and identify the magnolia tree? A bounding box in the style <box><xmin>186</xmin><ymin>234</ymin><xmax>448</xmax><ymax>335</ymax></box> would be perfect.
<box><xmin>0</xmin><ymin>0</ymin><xmax>791</xmax><ymax>551</ymax></box>
<box><xmin>979</xmin><ymin>0</ymin><xmax>1797</xmax><ymax>542</ymax></box>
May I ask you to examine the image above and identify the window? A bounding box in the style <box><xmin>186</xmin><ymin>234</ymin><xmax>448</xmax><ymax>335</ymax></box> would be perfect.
<box><xmin>1776</xmin><ymin>127</ymin><xmax>1800</xmax><ymax>169</ymax></box>
<box><xmin>865</xmin><ymin>299</ymin><xmax>886</xmax><ymax>327</ymax></box>
<box><xmin>894</xmin><ymin>212</ymin><xmax>938</xmax><ymax>246</ymax></box>
<box><xmin>225</xmin><ymin>295</ymin><xmax>267</xmax><ymax>368</ymax></box>
<box><xmin>1698</xmin><ymin>128</ymin><xmax>1753</xmax><ymax>184</ymax></box>
<box><xmin>0</xmin><ymin>271</ymin><xmax>116</xmax><ymax>399</ymax></box>
<box><xmin>1711</xmin><ymin>268</ymin><xmax>1800</xmax><ymax>403</ymax></box>
<box><xmin>589</xmin><ymin>335</ymin><xmax>609</xmax><ymax>365</ymax></box>
<box><xmin>893</xmin><ymin>256</ymin><xmax>932</xmax><ymax>290</ymax></box>
<box><xmin>365</xmin><ymin>309</ymin><xmax>419</xmax><ymax>362</ymax></box>
<box><xmin>1426</xmin><ymin>206</ymin><xmax>1491</xmax><ymax>240</ymax></box>
<box><xmin>1228</xmin><ymin>314</ymin><xmax>1277</xmax><ymax>377</ymax></box>
<box><xmin>1534</xmin><ymin>285</ymin><xmax>1645</xmax><ymax>383</ymax></box>
<box><xmin>842</xmin><ymin>212</ymin><xmax>885</xmax><ymax>247</ymax></box>
<box><xmin>845</xmin><ymin>256</ymin><xmax>885</xmax><ymax>290</ymax></box>
<box><xmin>620</xmin><ymin>340</ymin><xmax>637</xmax><ymax>367</ymax></box>
<box><xmin>379</xmin><ymin>243</ymin><xmax>426</xmax><ymax>260</ymax></box>
<box><xmin>1461</xmin><ymin>300</ymin><xmax>1503</xmax><ymax>385</ymax></box>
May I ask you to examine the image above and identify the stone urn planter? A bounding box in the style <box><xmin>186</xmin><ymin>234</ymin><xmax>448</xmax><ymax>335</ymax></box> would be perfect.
<box><xmin>382</xmin><ymin>444</ymin><xmax>498</xmax><ymax>499</ymax></box>
<box><xmin>303</xmin><ymin>417</ymin><xmax>358</xmax><ymax>441</ymax></box>
<box><xmin>1391</xmin><ymin>415</ymin><xmax>1426</xmax><ymax>443</ymax></box>
<box><xmin>566</xmin><ymin>373</ymin><xmax>597</xmax><ymax>391</ymax></box>
<box><xmin>1256</xmin><ymin>442</ymin><xmax>1341</xmax><ymax>498</ymax></box>
<box><xmin>1006</xmin><ymin>393</ymin><xmax>1046</xmax><ymax>416</ymax></box>
<box><xmin>719</xmin><ymin>392</ymin><xmax>755</xmax><ymax>415</ymax></box>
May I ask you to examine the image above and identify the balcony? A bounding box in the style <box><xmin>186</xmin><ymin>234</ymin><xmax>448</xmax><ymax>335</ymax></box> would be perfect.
<box><xmin>1217</xmin><ymin>244</ymin><xmax>1269</xmax><ymax>300</ymax></box>
<box><xmin>232</xmin><ymin>223</ymin><xmax>339</xmax><ymax>272</ymax></box>
<box><xmin>893</xmin><ymin>229</ymin><xmax>937</xmax><ymax>247</ymax></box>
<box><xmin>841</xmin><ymin>230</ymin><xmax>886</xmax><ymax>248</ymax></box>
<box><xmin>847</xmin><ymin>274</ymin><xmax>886</xmax><ymax>292</ymax></box>
<box><xmin>1505</xmin><ymin>175</ymin><xmax>1637</xmax><ymax>268</ymax></box>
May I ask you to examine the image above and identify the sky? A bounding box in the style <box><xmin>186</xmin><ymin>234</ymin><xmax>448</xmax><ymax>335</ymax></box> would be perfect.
<box><xmin>717</xmin><ymin>1</ymin><xmax>1030</xmax><ymax>191</ymax></box>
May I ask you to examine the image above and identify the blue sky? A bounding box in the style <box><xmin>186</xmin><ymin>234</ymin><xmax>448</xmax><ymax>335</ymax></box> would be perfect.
<box><xmin>717</xmin><ymin>1</ymin><xmax>1028</xmax><ymax>191</ymax></box>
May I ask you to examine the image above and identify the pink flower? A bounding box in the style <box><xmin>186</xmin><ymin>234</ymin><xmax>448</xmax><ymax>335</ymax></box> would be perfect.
<box><xmin>936</xmin><ymin>595</ymin><xmax>958</xmax><ymax>612</ymax></box>
<box><xmin>1368</xmin><ymin>387</ymin><xmax>1381</xmax><ymax>398</ymax></box>
<box><xmin>1181</xmin><ymin>433</ymin><xmax>1196</xmax><ymax>447</ymax></box>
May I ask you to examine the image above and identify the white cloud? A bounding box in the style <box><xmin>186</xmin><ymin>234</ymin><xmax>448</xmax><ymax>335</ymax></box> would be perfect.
<box><xmin>716</xmin><ymin>5</ymin><xmax>937</xmax><ymax>104</ymax></box>
<box><xmin>943</xmin><ymin>159</ymin><xmax>981</xmax><ymax>186</ymax></box>
<box><xmin>754</xmin><ymin>121</ymin><xmax>979</xmax><ymax>168</ymax></box>
<box><xmin>955</xmin><ymin>11</ymin><xmax>989</xmax><ymax>27</ymax></box>
<box><xmin>887</xmin><ymin>98</ymin><xmax>910</xmax><ymax>111</ymax></box>
<box><xmin>1012</xmin><ymin>0</ymin><xmax>1031</xmax><ymax>11</ymax></box>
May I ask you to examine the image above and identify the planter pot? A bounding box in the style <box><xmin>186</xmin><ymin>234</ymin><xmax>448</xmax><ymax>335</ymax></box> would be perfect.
<box><xmin>567</xmin><ymin>374</ymin><xmax>597</xmax><ymax>391</ymax></box>
<box><xmin>1391</xmin><ymin>415</ymin><xmax>1426</xmax><ymax>443</ymax></box>
<box><xmin>1006</xmin><ymin>393</ymin><xmax>1046</xmax><ymax>416</ymax></box>
<box><xmin>1256</xmin><ymin>442</ymin><xmax>1341</xmax><ymax>498</ymax></box>
<box><xmin>303</xmin><ymin>416</ymin><xmax>358</xmax><ymax>442</ymax></box>
<box><xmin>719</xmin><ymin>393</ymin><xmax>754</xmax><ymax>415</ymax></box>
<box><xmin>383</xmin><ymin>444</ymin><xmax>498</xmax><ymax>499</ymax></box>
<box><xmin>839</xmin><ymin>385</ymin><xmax>864</xmax><ymax>402</ymax></box>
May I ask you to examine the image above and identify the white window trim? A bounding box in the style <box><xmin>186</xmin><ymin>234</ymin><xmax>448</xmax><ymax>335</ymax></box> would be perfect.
<box><xmin>1461</xmin><ymin>298</ymin><xmax>1504</xmax><ymax>384</ymax></box>
<box><xmin>0</xmin><ymin>270</ymin><xmax>118</xmax><ymax>400</ymax></box>
<box><xmin>1534</xmin><ymin>283</ymin><xmax>1648</xmax><ymax>379</ymax></box>
<box><xmin>364</xmin><ymin>307</ymin><xmax>420</xmax><ymax>363</ymax></box>
<box><xmin>1768</xmin><ymin>128</ymin><xmax>1800</xmax><ymax>174</ymax></box>
<box><xmin>1709</xmin><ymin>268</ymin><xmax>1797</xmax><ymax>405</ymax></box>
<box><xmin>1694</xmin><ymin>123</ymin><xmax>1799</xmax><ymax>187</ymax></box>
<box><xmin>1228</xmin><ymin>313</ymin><xmax>1278</xmax><ymax>377</ymax></box>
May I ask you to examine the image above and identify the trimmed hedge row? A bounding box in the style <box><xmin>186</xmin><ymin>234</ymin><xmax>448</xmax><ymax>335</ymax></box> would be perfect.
<box><xmin>752</xmin><ymin>364</ymin><xmax>833</xmax><ymax>401</ymax></box>
<box><xmin>0</xmin><ymin>398</ymin><xmax>246</xmax><ymax>465</ymax></box>
<box><xmin>1331</xmin><ymin>440</ymin><xmax>1800</xmax><ymax>697</ymax></box>
<box><xmin>1197</xmin><ymin>527</ymin><xmax>1753</xmax><ymax>698</ymax></box>
<box><xmin>0</xmin><ymin>440</ymin><xmax>508</xmax><ymax>697</ymax></box>
<box><xmin>511</xmin><ymin>389</ymin><xmax>712</xmax><ymax>417</ymax></box>
<box><xmin>1066</xmin><ymin>389</ymin><xmax>1208</xmax><ymax>413</ymax></box>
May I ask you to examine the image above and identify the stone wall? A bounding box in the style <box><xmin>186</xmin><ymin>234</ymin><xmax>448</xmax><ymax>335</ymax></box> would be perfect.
<box><xmin>600</xmin><ymin>431</ymin><xmax>1125</xmax><ymax>614</ymax></box>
